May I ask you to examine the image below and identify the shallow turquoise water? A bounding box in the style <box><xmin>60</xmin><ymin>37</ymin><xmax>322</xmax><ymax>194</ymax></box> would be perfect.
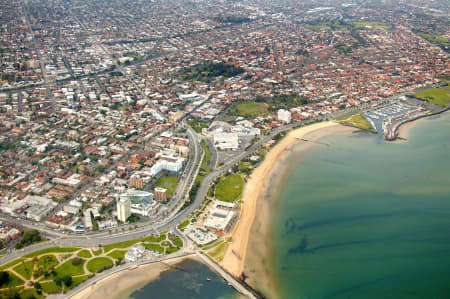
<box><xmin>273</xmin><ymin>113</ymin><xmax>450</xmax><ymax>299</ymax></box>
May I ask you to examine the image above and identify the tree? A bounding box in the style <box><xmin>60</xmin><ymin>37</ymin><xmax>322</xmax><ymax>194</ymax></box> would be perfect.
<box><xmin>55</xmin><ymin>277</ymin><xmax>62</xmax><ymax>286</ymax></box>
<box><xmin>62</xmin><ymin>275</ymin><xmax>72</xmax><ymax>287</ymax></box>
<box><xmin>71</xmin><ymin>257</ymin><xmax>83</xmax><ymax>266</ymax></box>
<box><xmin>0</xmin><ymin>271</ymin><xmax>9</xmax><ymax>287</ymax></box>
<box><xmin>1</xmin><ymin>289</ymin><xmax>20</xmax><ymax>299</ymax></box>
<box><xmin>15</xmin><ymin>229</ymin><xmax>41</xmax><ymax>249</ymax></box>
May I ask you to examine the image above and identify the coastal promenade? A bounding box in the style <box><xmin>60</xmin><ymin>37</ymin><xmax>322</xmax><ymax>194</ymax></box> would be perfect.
<box><xmin>48</xmin><ymin>250</ymin><xmax>260</xmax><ymax>299</ymax></box>
<box><xmin>50</xmin><ymin>251</ymin><xmax>194</xmax><ymax>299</ymax></box>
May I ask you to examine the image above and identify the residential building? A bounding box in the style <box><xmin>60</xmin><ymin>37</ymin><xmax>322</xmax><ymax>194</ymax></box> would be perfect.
<box><xmin>117</xmin><ymin>197</ymin><xmax>131</xmax><ymax>222</ymax></box>
<box><xmin>154</xmin><ymin>187</ymin><xmax>168</xmax><ymax>202</ymax></box>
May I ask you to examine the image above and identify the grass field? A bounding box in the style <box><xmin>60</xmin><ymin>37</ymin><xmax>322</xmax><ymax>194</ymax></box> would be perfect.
<box><xmin>18</xmin><ymin>288</ymin><xmax>43</xmax><ymax>299</ymax></box>
<box><xmin>77</xmin><ymin>250</ymin><xmax>92</xmax><ymax>259</ymax></box>
<box><xmin>13</xmin><ymin>261</ymin><xmax>34</xmax><ymax>280</ymax></box>
<box><xmin>40</xmin><ymin>281</ymin><xmax>62</xmax><ymax>294</ymax></box>
<box><xmin>188</xmin><ymin>120</ymin><xmax>210</xmax><ymax>134</ymax></box>
<box><xmin>23</xmin><ymin>247</ymin><xmax>79</xmax><ymax>258</ymax></box>
<box><xmin>438</xmin><ymin>75</ymin><xmax>450</xmax><ymax>82</ymax></box>
<box><xmin>412</xmin><ymin>88</ymin><xmax>449</xmax><ymax>107</ymax></box>
<box><xmin>228</xmin><ymin>102</ymin><xmax>269</xmax><ymax>118</ymax></box>
<box><xmin>207</xmin><ymin>241</ymin><xmax>229</xmax><ymax>262</ymax></box>
<box><xmin>0</xmin><ymin>259</ymin><xmax>25</xmax><ymax>271</ymax></box>
<box><xmin>197</xmin><ymin>140</ymin><xmax>212</xmax><ymax>182</ymax></box>
<box><xmin>214</xmin><ymin>174</ymin><xmax>245</xmax><ymax>202</ymax></box>
<box><xmin>177</xmin><ymin>219</ymin><xmax>190</xmax><ymax>231</ymax></box>
<box><xmin>102</xmin><ymin>239</ymin><xmax>143</xmax><ymax>253</ymax></box>
<box><xmin>107</xmin><ymin>250</ymin><xmax>126</xmax><ymax>260</ymax></box>
<box><xmin>36</xmin><ymin>255</ymin><xmax>58</xmax><ymax>276</ymax></box>
<box><xmin>4</xmin><ymin>271</ymin><xmax>24</xmax><ymax>287</ymax></box>
<box><xmin>301</xmin><ymin>21</ymin><xmax>347</xmax><ymax>31</ymax></box>
<box><xmin>55</xmin><ymin>259</ymin><xmax>85</xmax><ymax>277</ymax></box>
<box><xmin>301</xmin><ymin>20</ymin><xmax>390</xmax><ymax>31</ymax></box>
<box><xmin>193</xmin><ymin>140</ymin><xmax>213</xmax><ymax>192</ymax></box>
<box><xmin>92</xmin><ymin>249</ymin><xmax>103</xmax><ymax>256</ymax></box>
<box><xmin>203</xmin><ymin>140</ymin><xmax>212</xmax><ymax>167</ymax></box>
<box><xmin>71</xmin><ymin>275</ymin><xmax>91</xmax><ymax>288</ymax></box>
<box><xmin>418</xmin><ymin>33</ymin><xmax>450</xmax><ymax>48</ymax></box>
<box><xmin>67</xmin><ymin>275</ymin><xmax>92</xmax><ymax>290</ymax></box>
<box><xmin>145</xmin><ymin>233</ymin><xmax>166</xmax><ymax>243</ymax></box>
<box><xmin>165</xmin><ymin>247</ymin><xmax>180</xmax><ymax>255</ymax></box>
<box><xmin>0</xmin><ymin>234</ymin><xmax>183</xmax><ymax>295</ymax></box>
<box><xmin>338</xmin><ymin>114</ymin><xmax>374</xmax><ymax>131</ymax></box>
<box><xmin>86</xmin><ymin>257</ymin><xmax>113</xmax><ymax>273</ymax></box>
<box><xmin>154</xmin><ymin>175</ymin><xmax>179</xmax><ymax>198</ymax></box>
<box><xmin>169</xmin><ymin>235</ymin><xmax>183</xmax><ymax>248</ymax></box>
<box><xmin>143</xmin><ymin>243</ymin><xmax>164</xmax><ymax>254</ymax></box>
<box><xmin>350</xmin><ymin>21</ymin><xmax>391</xmax><ymax>30</ymax></box>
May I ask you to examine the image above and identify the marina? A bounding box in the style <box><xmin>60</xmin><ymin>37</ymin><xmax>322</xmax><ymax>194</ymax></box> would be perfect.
<box><xmin>363</xmin><ymin>100</ymin><xmax>426</xmax><ymax>140</ymax></box>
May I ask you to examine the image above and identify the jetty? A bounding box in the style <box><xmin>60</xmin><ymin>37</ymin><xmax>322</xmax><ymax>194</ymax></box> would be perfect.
<box><xmin>196</xmin><ymin>252</ymin><xmax>261</xmax><ymax>299</ymax></box>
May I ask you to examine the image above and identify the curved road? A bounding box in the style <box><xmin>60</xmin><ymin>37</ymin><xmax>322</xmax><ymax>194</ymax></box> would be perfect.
<box><xmin>0</xmin><ymin>98</ymin><xmax>390</xmax><ymax>266</ymax></box>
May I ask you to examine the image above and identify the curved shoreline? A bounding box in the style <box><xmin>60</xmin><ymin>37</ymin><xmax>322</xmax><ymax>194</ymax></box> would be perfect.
<box><xmin>393</xmin><ymin>107</ymin><xmax>449</xmax><ymax>140</ymax></box>
<box><xmin>66</xmin><ymin>115</ymin><xmax>434</xmax><ymax>299</ymax></box>
<box><xmin>220</xmin><ymin>121</ymin><xmax>355</xmax><ymax>297</ymax></box>
<box><xmin>69</xmin><ymin>254</ymin><xmax>196</xmax><ymax>299</ymax></box>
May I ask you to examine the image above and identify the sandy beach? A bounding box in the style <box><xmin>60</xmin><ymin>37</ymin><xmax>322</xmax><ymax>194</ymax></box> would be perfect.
<box><xmin>220</xmin><ymin>121</ymin><xmax>355</xmax><ymax>298</ymax></box>
<box><xmin>70</xmin><ymin>255</ymin><xmax>196</xmax><ymax>299</ymax></box>
<box><xmin>397</xmin><ymin>118</ymin><xmax>423</xmax><ymax>139</ymax></box>
<box><xmin>70</xmin><ymin>122</ymin><xmax>355</xmax><ymax>299</ymax></box>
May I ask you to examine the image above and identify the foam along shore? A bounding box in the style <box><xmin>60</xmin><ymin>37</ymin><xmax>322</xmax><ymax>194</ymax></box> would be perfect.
<box><xmin>70</xmin><ymin>255</ymin><xmax>196</xmax><ymax>299</ymax></box>
<box><xmin>220</xmin><ymin>121</ymin><xmax>354</xmax><ymax>297</ymax></box>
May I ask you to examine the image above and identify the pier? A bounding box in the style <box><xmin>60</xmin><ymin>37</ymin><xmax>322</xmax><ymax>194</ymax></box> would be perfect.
<box><xmin>196</xmin><ymin>252</ymin><xmax>261</xmax><ymax>299</ymax></box>
<box><xmin>49</xmin><ymin>251</ymin><xmax>262</xmax><ymax>299</ymax></box>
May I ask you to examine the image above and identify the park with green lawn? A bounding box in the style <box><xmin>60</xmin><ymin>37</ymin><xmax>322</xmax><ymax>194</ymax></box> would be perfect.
<box><xmin>412</xmin><ymin>87</ymin><xmax>450</xmax><ymax>107</ymax></box>
<box><xmin>154</xmin><ymin>175</ymin><xmax>179</xmax><ymax>198</ymax></box>
<box><xmin>188</xmin><ymin>120</ymin><xmax>210</xmax><ymax>134</ymax></box>
<box><xmin>213</xmin><ymin>174</ymin><xmax>245</xmax><ymax>203</ymax></box>
<box><xmin>228</xmin><ymin>102</ymin><xmax>269</xmax><ymax>118</ymax></box>
<box><xmin>338</xmin><ymin>114</ymin><xmax>375</xmax><ymax>131</ymax></box>
<box><xmin>0</xmin><ymin>232</ymin><xmax>183</xmax><ymax>298</ymax></box>
<box><xmin>205</xmin><ymin>237</ymin><xmax>233</xmax><ymax>262</ymax></box>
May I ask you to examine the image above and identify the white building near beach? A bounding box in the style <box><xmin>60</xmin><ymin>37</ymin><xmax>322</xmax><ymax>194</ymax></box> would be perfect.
<box><xmin>213</xmin><ymin>132</ymin><xmax>239</xmax><ymax>151</ymax></box>
<box><xmin>278</xmin><ymin>109</ymin><xmax>291</xmax><ymax>123</ymax></box>
<box><xmin>125</xmin><ymin>244</ymin><xmax>146</xmax><ymax>262</ymax></box>
<box><xmin>204</xmin><ymin>200</ymin><xmax>236</xmax><ymax>232</ymax></box>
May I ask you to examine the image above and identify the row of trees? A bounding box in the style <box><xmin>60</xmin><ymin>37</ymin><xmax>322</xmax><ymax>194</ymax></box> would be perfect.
<box><xmin>14</xmin><ymin>230</ymin><xmax>42</xmax><ymax>249</ymax></box>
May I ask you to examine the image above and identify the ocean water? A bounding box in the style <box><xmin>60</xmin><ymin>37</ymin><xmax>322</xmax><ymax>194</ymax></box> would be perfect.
<box><xmin>272</xmin><ymin>113</ymin><xmax>450</xmax><ymax>299</ymax></box>
<box><xmin>127</xmin><ymin>258</ymin><xmax>238</xmax><ymax>299</ymax></box>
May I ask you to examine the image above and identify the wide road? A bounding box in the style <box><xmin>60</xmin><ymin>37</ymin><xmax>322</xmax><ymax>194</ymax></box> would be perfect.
<box><xmin>21</xmin><ymin>0</ymin><xmax>55</xmax><ymax>112</ymax></box>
